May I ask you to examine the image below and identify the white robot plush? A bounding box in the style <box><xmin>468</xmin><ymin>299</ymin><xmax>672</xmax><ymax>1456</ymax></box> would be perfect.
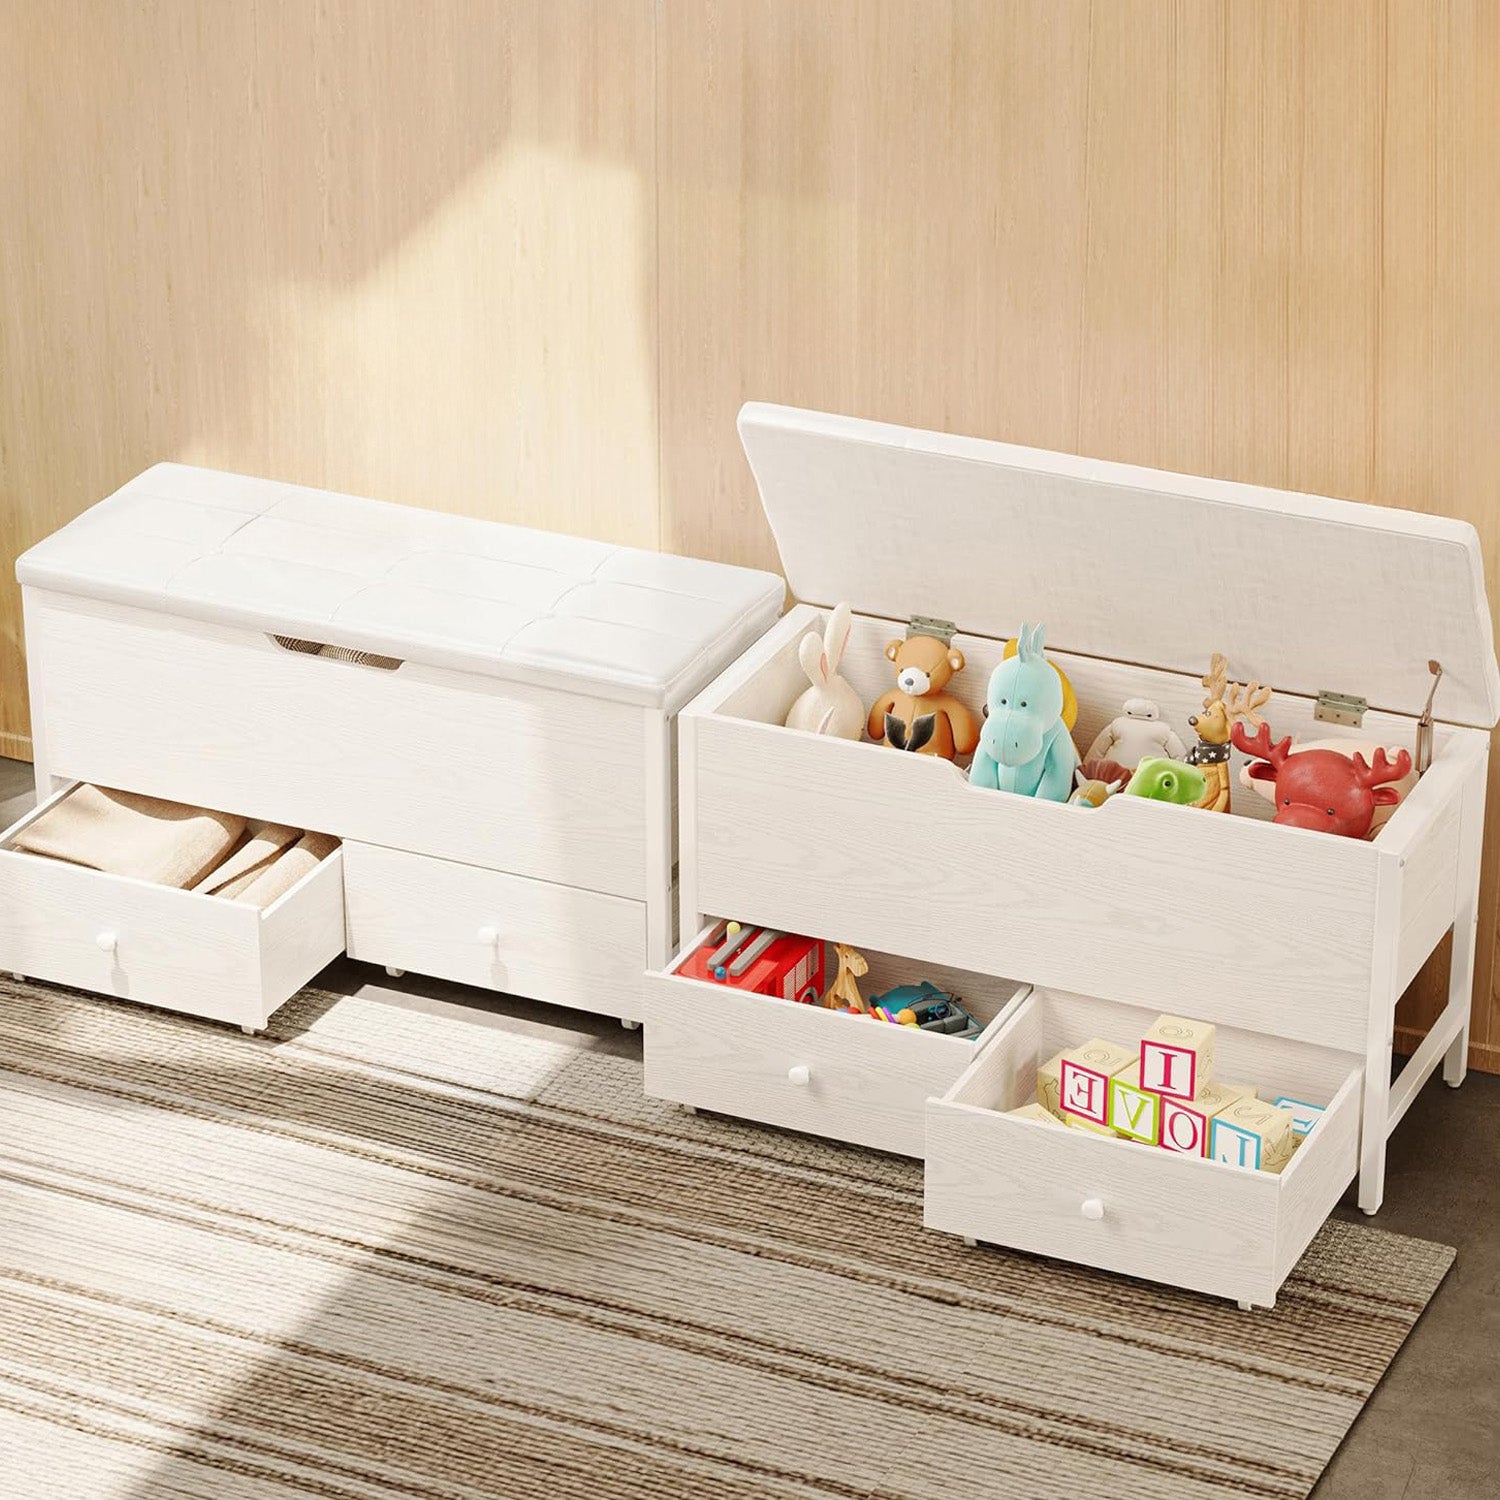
<box><xmin>1085</xmin><ymin>698</ymin><xmax>1186</xmax><ymax>769</ymax></box>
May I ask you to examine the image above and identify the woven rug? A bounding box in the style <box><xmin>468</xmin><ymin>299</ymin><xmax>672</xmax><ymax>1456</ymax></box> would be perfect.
<box><xmin>0</xmin><ymin>975</ymin><xmax>1453</xmax><ymax>1500</ymax></box>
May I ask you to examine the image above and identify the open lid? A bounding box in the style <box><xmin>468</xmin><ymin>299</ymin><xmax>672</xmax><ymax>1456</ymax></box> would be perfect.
<box><xmin>740</xmin><ymin>403</ymin><xmax>1500</xmax><ymax>728</ymax></box>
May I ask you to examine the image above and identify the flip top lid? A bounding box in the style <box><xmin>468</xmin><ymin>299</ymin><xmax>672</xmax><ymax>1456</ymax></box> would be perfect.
<box><xmin>740</xmin><ymin>403</ymin><xmax>1500</xmax><ymax>728</ymax></box>
<box><xmin>16</xmin><ymin>463</ymin><xmax>785</xmax><ymax>713</ymax></box>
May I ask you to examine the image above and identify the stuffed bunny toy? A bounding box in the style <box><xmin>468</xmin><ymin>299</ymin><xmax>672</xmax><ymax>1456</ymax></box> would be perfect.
<box><xmin>785</xmin><ymin>602</ymin><xmax>865</xmax><ymax>739</ymax></box>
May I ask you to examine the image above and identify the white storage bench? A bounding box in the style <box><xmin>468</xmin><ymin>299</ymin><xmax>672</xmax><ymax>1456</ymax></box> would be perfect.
<box><xmin>647</xmin><ymin>403</ymin><xmax>1498</xmax><ymax>1300</ymax></box>
<box><xmin>11</xmin><ymin>463</ymin><xmax>782</xmax><ymax>1028</ymax></box>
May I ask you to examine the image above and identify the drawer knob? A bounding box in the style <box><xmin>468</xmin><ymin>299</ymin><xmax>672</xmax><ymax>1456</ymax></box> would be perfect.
<box><xmin>1080</xmin><ymin>1198</ymin><xmax>1105</xmax><ymax>1222</ymax></box>
<box><xmin>95</xmin><ymin>930</ymin><xmax>119</xmax><ymax>955</ymax></box>
<box><xmin>476</xmin><ymin>925</ymin><xmax>500</xmax><ymax>946</ymax></box>
<box><xmin>787</xmin><ymin>1064</ymin><xmax>811</xmax><ymax>1087</ymax></box>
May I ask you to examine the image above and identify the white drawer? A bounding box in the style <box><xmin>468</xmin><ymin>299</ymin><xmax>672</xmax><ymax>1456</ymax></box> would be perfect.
<box><xmin>0</xmin><ymin>785</ymin><xmax>344</xmax><ymax>1031</ymax></box>
<box><xmin>924</xmin><ymin>987</ymin><xmax>1362</xmax><ymax>1308</ymax></box>
<box><xmin>343</xmin><ymin>842</ymin><xmax>648</xmax><ymax>1021</ymax></box>
<box><xmin>643</xmin><ymin>923</ymin><xmax>1028</xmax><ymax>1156</ymax></box>
<box><xmin>681</xmin><ymin>604</ymin><xmax>1479</xmax><ymax>1056</ymax></box>
<box><xmin>25</xmin><ymin>590</ymin><xmax>649</xmax><ymax>899</ymax></box>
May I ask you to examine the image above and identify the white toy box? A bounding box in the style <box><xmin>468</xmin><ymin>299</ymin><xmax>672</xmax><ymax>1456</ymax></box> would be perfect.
<box><xmin>643</xmin><ymin>403</ymin><xmax>1497</xmax><ymax>1306</ymax></box>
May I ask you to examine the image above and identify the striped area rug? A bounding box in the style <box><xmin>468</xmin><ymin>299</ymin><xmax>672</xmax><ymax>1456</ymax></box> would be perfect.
<box><xmin>0</xmin><ymin>975</ymin><xmax>1452</xmax><ymax>1500</ymax></box>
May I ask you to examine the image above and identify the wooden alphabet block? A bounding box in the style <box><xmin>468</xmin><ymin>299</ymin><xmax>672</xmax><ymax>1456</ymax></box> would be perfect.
<box><xmin>1210</xmin><ymin>1098</ymin><xmax>1298</xmax><ymax>1173</ymax></box>
<box><xmin>1063</xmin><ymin>1112</ymin><xmax>1116</xmax><ymax>1136</ymax></box>
<box><xmin>1158</xmin><ymin>1079</ymin><xmax>1254</xmax><ymax>1156</ymax></box>
<box><xmin>1107</xmin><ymin>1073</ymin><xmax>1161</xmax><ymax>1144</ymax></box>
<box><xmin>1140</xmin><ymin>1014</ymin><xmax>1216</xmax><ymax>1100</ymax></box>
<box><xmin>1007</xmin><ymin>1102</ymin><xmax>1066</xmax><ymax>1128</ymax></box>
<box><xmin>1272</xmin><ymin>1095</ymin><xmax>1326</xmax><ymax>1137</ymax></box>
<box><xmin>1057</xmin><ymin>1038</ymin><xmax>1136</xmax><ymax>1125</ymax></box>
<box><xmin>1037</xmin><ymin>1050</ymin><xmax>1067</xmax><ymax>1117</ymax></box>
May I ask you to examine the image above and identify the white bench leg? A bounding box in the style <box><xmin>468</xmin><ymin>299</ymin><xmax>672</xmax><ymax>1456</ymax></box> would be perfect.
<box><xmin>1358</xmin><ymin>1040</ymin><xmax>1391</xmax><ymax>1215</ymax></box>
<box><xmin>1444</xmin><ymin>911</ymin><xmax>1478</xmax><ymax>1088</ymax></box>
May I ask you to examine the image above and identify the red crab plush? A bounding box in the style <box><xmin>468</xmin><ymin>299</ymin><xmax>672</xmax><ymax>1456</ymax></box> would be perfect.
<box><xmin>1231</xmin><ymin>722</ymin><xmax>1413</xmax><ymax>839</ymax></box>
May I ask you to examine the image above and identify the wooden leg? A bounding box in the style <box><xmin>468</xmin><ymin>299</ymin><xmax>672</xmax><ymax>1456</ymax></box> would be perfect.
<box><xmin>1444</xmin><ymin>910</ymin><xmax>1478</xmax><ymax>1088</ymax></box>
<box><xmin>1358</xmin><ymin>1056</ymin><xmax>1390</xmax><ymax>1215</ymax></box>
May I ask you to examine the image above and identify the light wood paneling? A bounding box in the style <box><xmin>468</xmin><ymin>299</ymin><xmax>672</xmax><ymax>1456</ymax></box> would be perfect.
<box><xmin>0</xmin><ymin>0</ymin><xmax>660</xmax><ymax>752</ymax></box>
<box><xmin>656</xmin><ymin>0</ymin><xmax>1500</xmax><ymax>1071</ymax></box>
<box><xmin>6</xmin><ymin>1</ymin><xmax>1500</xmax><ymax>1069</ymax></box>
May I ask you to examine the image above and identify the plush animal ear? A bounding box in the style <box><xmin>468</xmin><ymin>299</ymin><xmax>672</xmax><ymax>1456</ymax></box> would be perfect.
<box><xmin>885</xmin><ymin>638</ymin><xmax>903</xmax><ymax>663</ymax></box>
<box><xmin>1245</xmin><ymin>761</ymin><xmax>1278</xmax><ymax>782</ymax></box>
<box><xmin>1074</xmin><ymin>768</ymin><xmax>1087</xmax><ymax>789</ymax></box>
<box><xmin>1107</xmin><ymin>778</ymin><xmax>1125</xmax><ymax>792</ymax></box>
<box><xmin>824</xmin><ymin>603</ymin><xmax>852</xmax><ymax>672</ymax></box>
<box><xmin>947</xmin><ymin>647</ymin><xmax>965</xmax><ymax>673</ymax></box>
<box><xmin>799</xmin><ymin>631</ymin><xmax>828</xmax><ymax>686</ymax></box>
<box><xmin>1371</xmin><ymin>787</ymin><xmax>1402</xmax><ymax>806</ymax></box>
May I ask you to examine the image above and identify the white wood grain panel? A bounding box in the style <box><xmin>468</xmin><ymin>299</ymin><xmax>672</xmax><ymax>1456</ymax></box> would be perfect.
<box><xmin>643</xmin><ymin>926</ymin><xmax>1027</xmax><ymax>1156</ymax></box>
<box><xmin>1393</xmin><ymin>799</ymin><xmax>1461</xmax><ymax>997</ymax></box>
<box><xmin>343</xmin><ymin>842</ymin><xmax>647</xmax><ymax>1021</ymax></box>
<box><xmin>924</xmin><ymin>990</ymin><xmax>1360</xmax><ymax>1306</ymax></box>
<box><xmin>689</xmin><ymin>712</ymin><xmax>1381</xmax><ymax>1051</ymax></box>
<box><xmin>26</xmin><ymin>590</ymin><xmax>648</xmax><ymax>898</ymax></box>
<box><xmin>258</xmin><ymin>848</ymin><xmax>348</xmax><ymax>1016</ymax></box>
<box><xmin>740</xmin><ymin>404</ymin><xmax>1500</xmax><ymax>729</ymax></box>
<box><xmin>0</xmin><ymin>785</ymin><xmax>343</xmax><ymax>1029</ymax></box>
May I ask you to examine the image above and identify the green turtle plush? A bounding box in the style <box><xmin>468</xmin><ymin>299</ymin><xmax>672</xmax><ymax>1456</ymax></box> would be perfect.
<box><xmin>1124</xmin><ymin>757</ymin><xmax>1208</xmax><ymax>805</ymax></box>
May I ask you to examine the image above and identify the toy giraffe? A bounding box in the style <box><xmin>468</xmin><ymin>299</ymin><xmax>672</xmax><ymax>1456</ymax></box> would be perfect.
<box><xmin>826</xmin><ymin>943</ymin><xmax>870</xmax><ymax>1012</ymax></box>
<box><xmin>1185</xmin><ymin>653</ymin><xmax>1272</xmax><ymax>814</ymax></box>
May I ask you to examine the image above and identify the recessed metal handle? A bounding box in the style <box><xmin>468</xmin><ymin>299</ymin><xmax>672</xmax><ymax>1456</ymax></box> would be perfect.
<box><xmin>95</xmin><ymin>930</ymin><xmax>118</xmax><ymax>955</ymax></box>
<box><xmin>476</xmin><ymin>925</ymin><xmax>499</xmax><ymax>946</ymax></box>
<box><xmin>787</xmin><ymin>1064</ymin><xmax>811</xmax><ymax>1087</ymax></box>
<box><xmin>1080</xmin><ymin>1197</ymin><xmax>1105</xmax><ymax>1221</ymax></box>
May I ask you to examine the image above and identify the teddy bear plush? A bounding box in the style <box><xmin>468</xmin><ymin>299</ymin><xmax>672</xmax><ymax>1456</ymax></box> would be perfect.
<box><xmin>867</xmin><ymin>634</ymin><xmax>979</xmax><ymax>760</ymax></box>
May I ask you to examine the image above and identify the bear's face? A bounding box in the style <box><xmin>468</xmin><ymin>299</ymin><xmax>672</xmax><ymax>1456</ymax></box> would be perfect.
<box><xmin>885</xmin><ymin>635</ymin><xmax>964</xmax><ymax>698</ymax></box>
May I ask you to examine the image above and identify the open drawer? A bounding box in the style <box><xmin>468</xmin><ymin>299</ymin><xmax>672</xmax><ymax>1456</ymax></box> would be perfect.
<box><xmin>679</xmin><ymin>601</ymin><xmax>1490</xmax><ymax>1057</ymax></box>
<box><xmin>643</xmin><ymin>921</ymin><xmax>1029</xmax><ymax>1156</ymax></box>
<box><xmin>0</xmin><ymin>784</ymin><xmax>345</xmax><ymax>1032</ymax></box>
<box><xmin>924</xmin><ymin>986</ymin><xmax>1362</xmax><ymax>1308</ymax></box>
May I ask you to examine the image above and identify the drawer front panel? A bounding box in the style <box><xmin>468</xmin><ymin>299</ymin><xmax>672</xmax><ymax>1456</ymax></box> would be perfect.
<box><xmin>27</xmin><ymin>591</ymin><xmax>648</xmax><ymax>899</ymax></box>
<box><xmin>643</xmin><ymin>970</ymin><xmax>995</xmax><ymax>1157</ymax></box>
<box><xmin>923</xmin><ymin>990</ymin><xmax>1363</xmax><ymax>1306</ymax></box>
<box><xmin>343</xmin><ymin>843</ymin><xmax>647</xmax><ymax>1020</ymax></box>
<box><xmin>688</xmin><ymin>714</ymin><xmax>1381</xmax><ymax>1052</ymax></box>
<box><xmin>0</xmin><ymin>790</ymin><xmax>345</xmax><ymax>1029</ymax></box>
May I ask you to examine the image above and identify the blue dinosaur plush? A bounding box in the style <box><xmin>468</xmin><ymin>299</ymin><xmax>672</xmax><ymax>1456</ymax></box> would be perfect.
<box><xmin>969</xmin><ymin>623</ymin><xmax>1080</xmax><ymax>801</ymax></box>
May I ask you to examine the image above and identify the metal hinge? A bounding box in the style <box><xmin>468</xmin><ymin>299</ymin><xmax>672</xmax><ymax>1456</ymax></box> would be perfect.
<box><xmin>1314</xmin><ymin>689</ymin><xmax>1367</xmax><ymax>727</ymax></box>
<box><xmin>908</xmin><ymin>615</ymin><xmax>959</xmax><ymax>644</ymax></box>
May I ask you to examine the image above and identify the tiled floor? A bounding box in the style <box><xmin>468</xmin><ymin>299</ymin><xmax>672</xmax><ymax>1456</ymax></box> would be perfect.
<box><xmin>1</xmin><ymin>756</ymin><xmax>1495</xmax><ymax>1495</ymax></box>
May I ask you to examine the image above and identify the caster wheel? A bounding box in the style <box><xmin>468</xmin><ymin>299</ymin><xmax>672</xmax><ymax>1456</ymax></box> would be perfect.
<box><xmin>1236</xmin><ymin>1299</ymin><xmax>1253</xmax><ymax>1312</ymax></box>
<box><xmin>1360</xmin><ymin>1205</ymin><xmax>1379</xmax><ymax>1217</ymax></box>
<box><xmin>962</xmin><ymin>1236</ymin><xmax>977</xmax><ymax>1249</ymax></box>
<box><xmin>385</xmin><ymin>966</ymin><xmax>406</xmax><ymax>979</ymax></box>
<box><xmin>620</xmin><ymin>1017</ymin><xmax>641</xmax><ymax>1031</ymax></box>
<box><xmin>682</xmin><ymin>1105</ymin><xmax>697</xmax><ymax>1115</ymax></box>
<box><xmin>241</xmin><ymin>1024</ymin><xmax>261</xmax><ymax>1037</ymax></box>
<box><xmin>10</xmin><ymin>972</ymin><xmax>23</xmax><ymax>983</ymax></box>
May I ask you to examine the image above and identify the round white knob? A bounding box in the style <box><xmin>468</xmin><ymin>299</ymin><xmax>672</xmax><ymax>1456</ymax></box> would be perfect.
<box><xmin>787</xmin><ymin>1064</ymin><xmax>811</xmax><ymax>1087</ymax></box>
<box><xmin>476</xmin><ymin>925</ymin><xmax>499</xmax><ymax>946</ymax></box>
<box><xmin>95</xmin><ymin>931</ymin><xmax>118</xmax><ymax>955</ymax></box>
<box><xmin>1080</xmin><ymin>1197</ymin><xmax>1105</xmax><ymax>1221</ymax></box>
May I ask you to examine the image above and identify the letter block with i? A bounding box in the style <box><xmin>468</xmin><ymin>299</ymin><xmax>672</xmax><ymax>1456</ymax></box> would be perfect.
<box><xmin>1140</xmin><ymin>1014</ymin><xmax>1216</xmax><ymax>1101</ymax></box>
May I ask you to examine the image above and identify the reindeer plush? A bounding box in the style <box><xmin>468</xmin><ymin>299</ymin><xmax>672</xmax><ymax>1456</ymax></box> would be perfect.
<box><xmin>1231</xmin><ymin>722</ymin><xmax>1412</xmax><ymax>838</ymax></box>
<box><xmin>1185</xmin><ymin>653</ymin><xmax>1272</xmax><ymax>814</ymax></box>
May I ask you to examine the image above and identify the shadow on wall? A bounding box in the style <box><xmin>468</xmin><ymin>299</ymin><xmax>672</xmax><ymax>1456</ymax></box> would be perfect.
<box><xmin>0</xmin><ymin>0</ymin><xmax>660</xmax><ymax>742</ymax></box>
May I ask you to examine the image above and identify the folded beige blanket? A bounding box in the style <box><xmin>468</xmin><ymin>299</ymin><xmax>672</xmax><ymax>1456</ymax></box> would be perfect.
<box><xmin>15</xmin><ymin>785</ymin><xmax>246</xmax><ymax>889</ymax></box>
<box><xmin>230</xmin><ymin>831</ymin><xmax>339</xmax><ymax>909</ymax></box>
<box><xmin>193</xmin><ymin>820</ymin><xmax>302</xmax><ymax>897</ymax></box>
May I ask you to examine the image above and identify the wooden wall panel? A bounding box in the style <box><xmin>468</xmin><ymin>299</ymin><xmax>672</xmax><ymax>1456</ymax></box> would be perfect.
<box><xmin>5</xmin><ymin>1</ymin><xmax>1499</xmax><ymax>1069</ymax></box>
<box><xmin>0</xmin><ymin>0</ymin><xmax>659</xmax><ymax>757</ymax></box>
<box><xmin>656</xmin><ymin>0</ymin><xmax>1500</xmax><ymax>1071</ymax></box>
